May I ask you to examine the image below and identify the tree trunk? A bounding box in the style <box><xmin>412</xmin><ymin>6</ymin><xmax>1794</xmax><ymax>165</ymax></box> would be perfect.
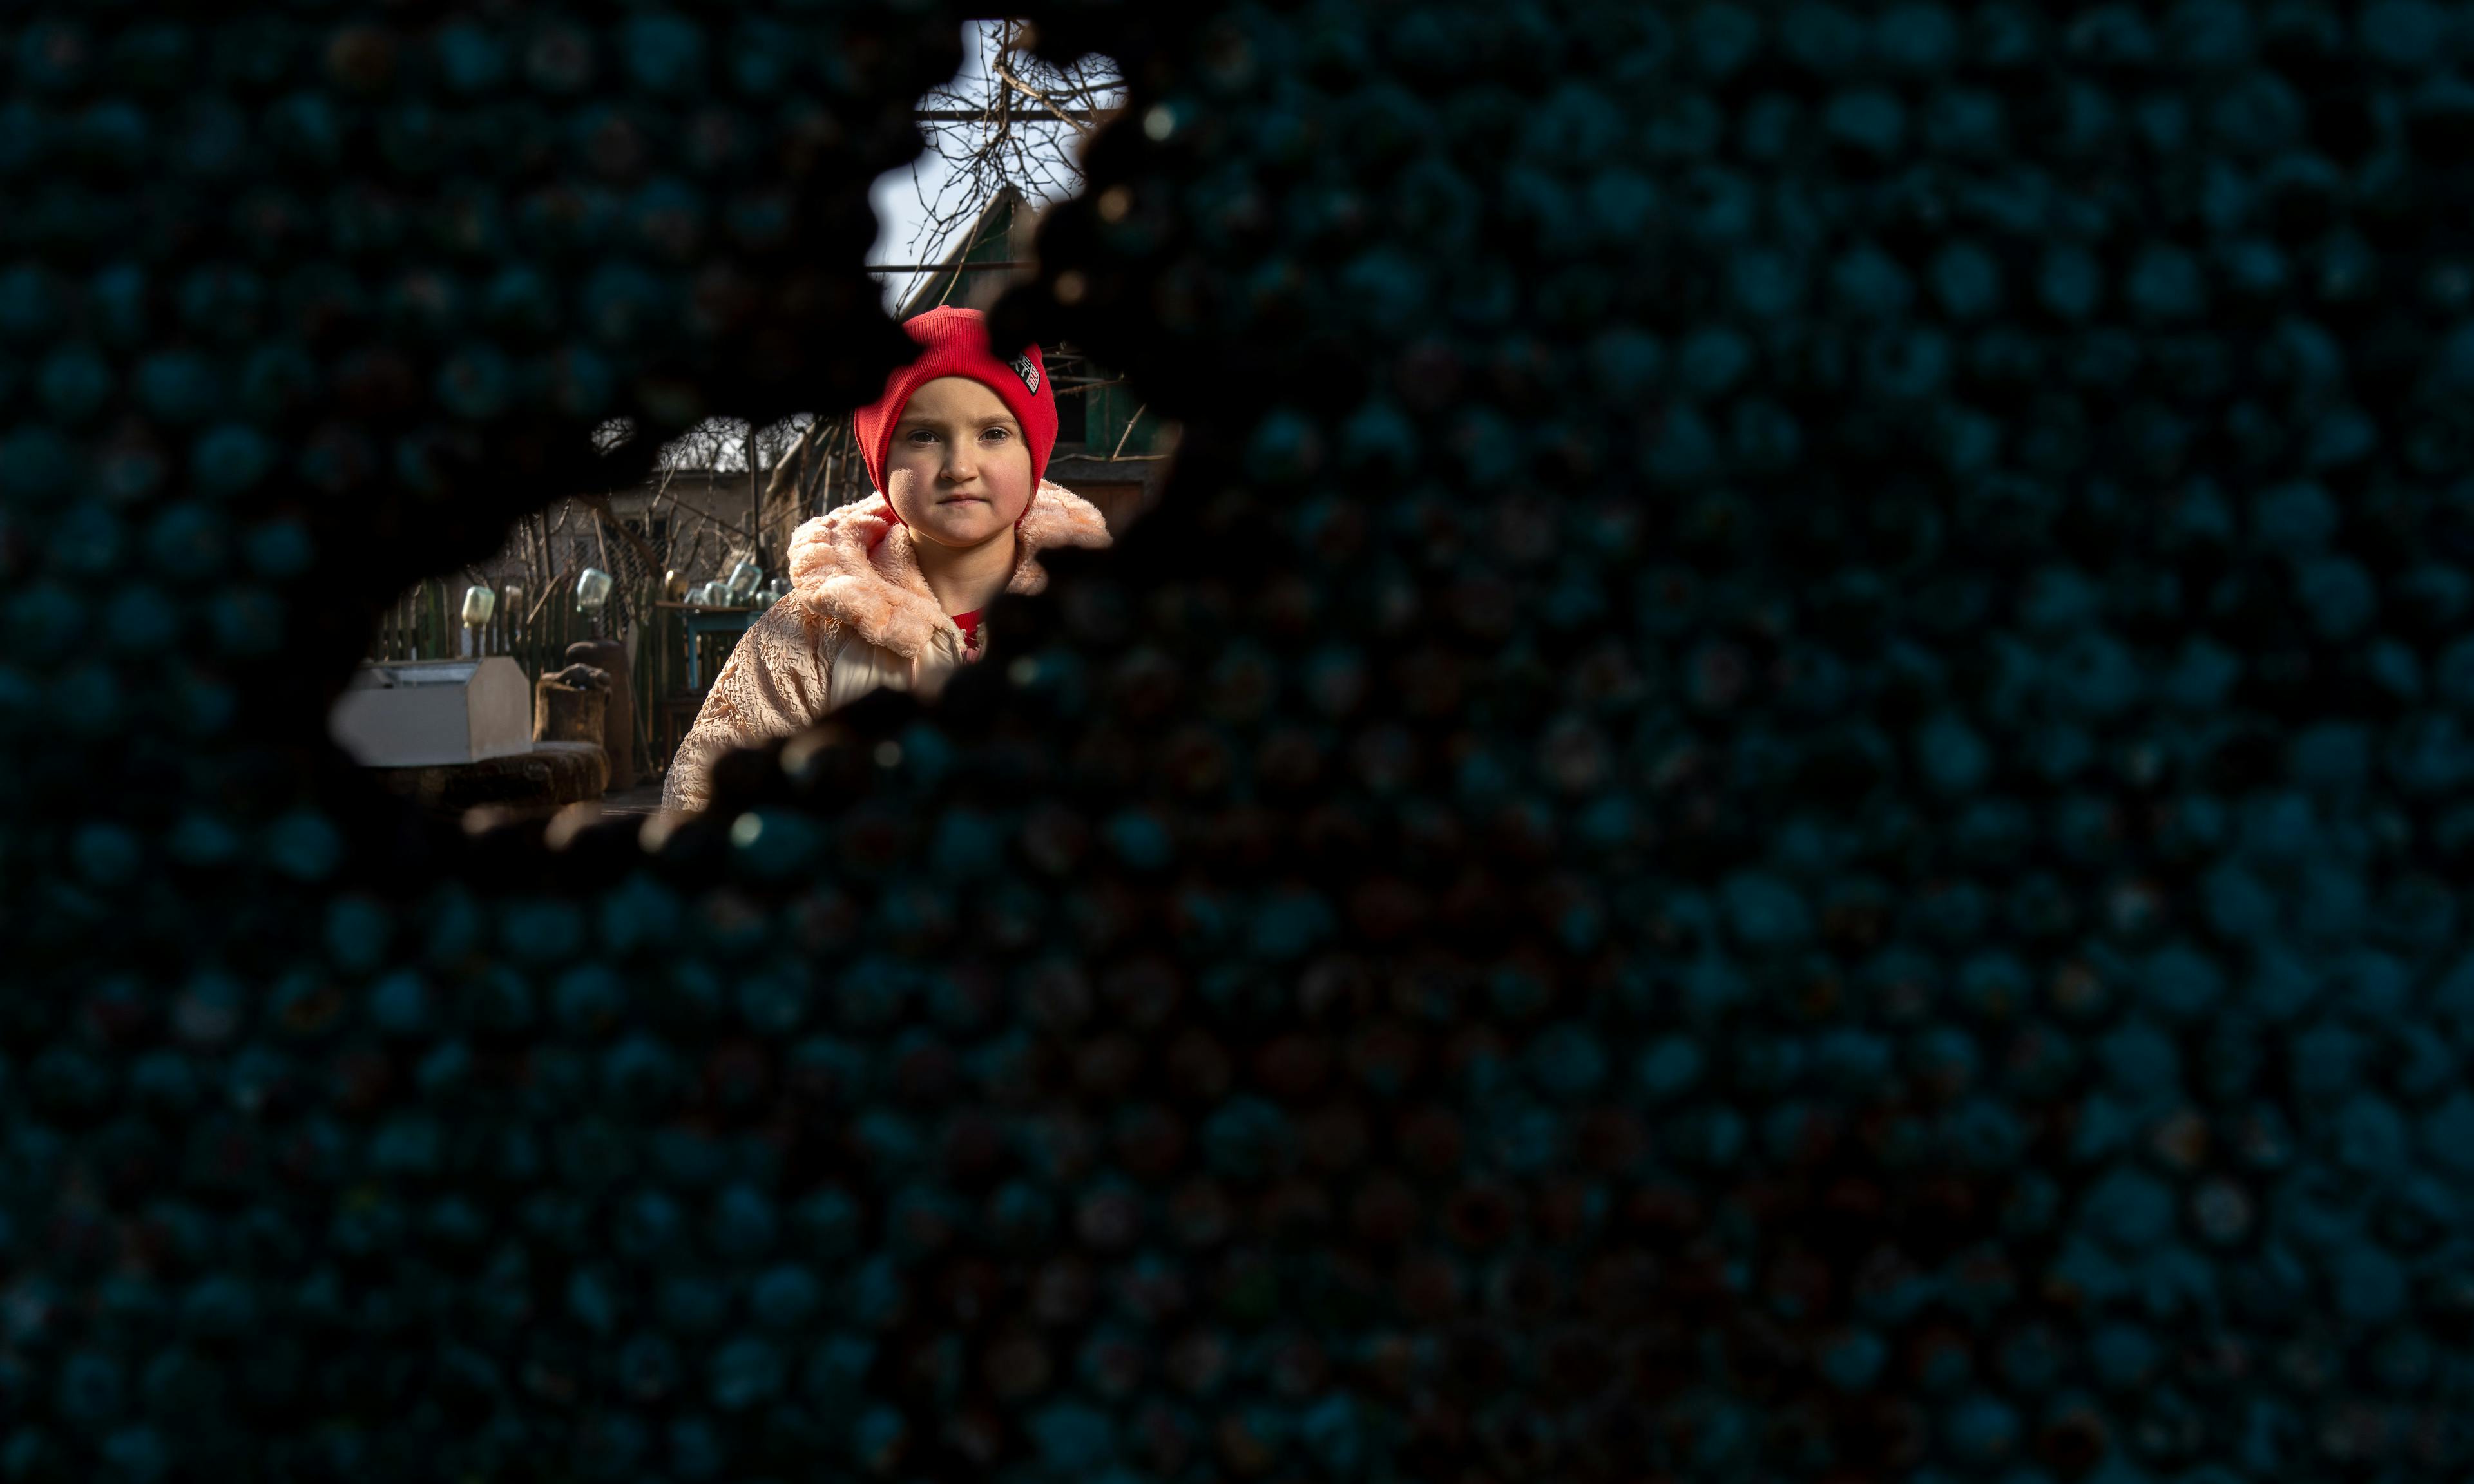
<box><xmin>746</xmin><ymin>426</ymin><xmax>762</xmax><ymax>570</ymax></box>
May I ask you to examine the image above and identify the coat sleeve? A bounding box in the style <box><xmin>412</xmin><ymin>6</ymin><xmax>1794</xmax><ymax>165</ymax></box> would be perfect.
<box><xmin>658</xmin><ymin>600</ymin><xmax>838</xmax><ymax>815</ymax></box>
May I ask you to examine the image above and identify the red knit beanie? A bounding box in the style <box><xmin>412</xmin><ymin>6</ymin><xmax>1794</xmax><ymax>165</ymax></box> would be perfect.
<box><xmin>854</xmin><ymin>307</ymin><xmax>1058</xmax><ymax>515</ymax></box>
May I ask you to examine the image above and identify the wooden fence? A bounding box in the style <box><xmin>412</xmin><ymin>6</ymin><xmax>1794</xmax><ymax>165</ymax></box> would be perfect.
<box><xmin>365</xmin><ymin>576</ymin><xmax>720</xmax><ymax>786</ymax></box>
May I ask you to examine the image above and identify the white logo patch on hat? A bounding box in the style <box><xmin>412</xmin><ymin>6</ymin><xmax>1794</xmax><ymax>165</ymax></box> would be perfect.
<box><xmin>1010</xmin><ymin>353</ymin><xmax>1040</xmax><ymax>394</ymax></box>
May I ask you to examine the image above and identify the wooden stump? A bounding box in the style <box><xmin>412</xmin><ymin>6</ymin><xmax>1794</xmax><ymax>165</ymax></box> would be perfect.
<box><xmin>566</xmin><ymin>639</ymin><xmax>636</xmax><ymax>792</ymax></box>
<box><xmin>535</xmin><ymin>669</ymin><xmax>607</xmax><ymax>748</ymax></box>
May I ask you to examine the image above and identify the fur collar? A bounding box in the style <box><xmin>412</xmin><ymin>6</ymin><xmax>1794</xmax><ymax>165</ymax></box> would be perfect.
<box><xmin>784</xmin><ymin>481</ymin><xmax>1113</xmax><ymax>659</ymax></box>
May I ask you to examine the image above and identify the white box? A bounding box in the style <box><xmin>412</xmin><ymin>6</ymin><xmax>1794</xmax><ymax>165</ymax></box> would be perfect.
<box><xmin>329</xmin><ymin>657</ymin><xmax>533</xmax><ymax>768</ymax></box>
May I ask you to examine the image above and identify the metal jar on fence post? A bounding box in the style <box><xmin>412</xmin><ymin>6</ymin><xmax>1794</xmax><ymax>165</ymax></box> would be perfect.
<box><xmin>460</xmin><ymin>585</ymin><xmax>497</xmax><ymax>657</ymax></box>
<box><xmin>575</xmin><ymin>567</ymin><xmax>615</xmax><ymax>640</ymax></box>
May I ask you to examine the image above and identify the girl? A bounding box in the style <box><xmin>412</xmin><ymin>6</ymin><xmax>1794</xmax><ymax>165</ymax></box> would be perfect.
<box><xmin>660</xmin><ymin>307</ymin><xmax>1113</xmax><ymax>814</ymax></box>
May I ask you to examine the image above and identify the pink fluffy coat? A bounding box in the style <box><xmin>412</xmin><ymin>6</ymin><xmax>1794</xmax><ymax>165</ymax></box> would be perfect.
<box><xmin>660</xmin><ymin>482</ymin><xmax>1111</xmax><ymax>813</ymax></box>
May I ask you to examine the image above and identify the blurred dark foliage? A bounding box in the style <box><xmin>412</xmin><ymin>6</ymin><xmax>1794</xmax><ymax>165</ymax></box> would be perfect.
<box><xmin>7</xmin><ymin>1</ymin><xmax>2474</xmax><ymax>1481</ymax></box>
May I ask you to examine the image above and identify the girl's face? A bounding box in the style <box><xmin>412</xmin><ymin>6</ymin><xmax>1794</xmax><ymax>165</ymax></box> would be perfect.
<box><xmin>883</xmin><ymin>376</ymin><xmax>1036</xmax><ymax>551</ymax></box>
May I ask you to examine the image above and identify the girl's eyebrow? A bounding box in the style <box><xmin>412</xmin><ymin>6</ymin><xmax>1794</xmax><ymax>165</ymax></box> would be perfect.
<box><xmin>896</xmin><ymin>413</ymin><xmax>1022</xmax><ymax>430</ymax></box>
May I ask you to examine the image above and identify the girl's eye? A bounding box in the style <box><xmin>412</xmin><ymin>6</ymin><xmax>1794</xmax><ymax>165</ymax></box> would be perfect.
<box><xmin>982</xmin><ymin>428</ymin><xmax>1012</xmax><ymax>442</ymax></box>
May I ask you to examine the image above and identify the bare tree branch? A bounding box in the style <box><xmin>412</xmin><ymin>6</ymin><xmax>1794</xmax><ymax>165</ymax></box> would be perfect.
<box><xmin>579</xmin><ymin>493</ymin><xmax>665</xmax><ymax>574</ymax></box>
<box><xmin>994</xmin><ymin>59</ymin><xmax>1094</xmax><ymax>137</ymax></box>
<box><xmin>1109</xmin><ymin>404</ymin><xmax>1149</xmax><ymax>461</ymax></box>
<box><xmin>894</xmin><ymin>18</ymin><xmax>1126</xmax><ymax>266</ymax></box>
